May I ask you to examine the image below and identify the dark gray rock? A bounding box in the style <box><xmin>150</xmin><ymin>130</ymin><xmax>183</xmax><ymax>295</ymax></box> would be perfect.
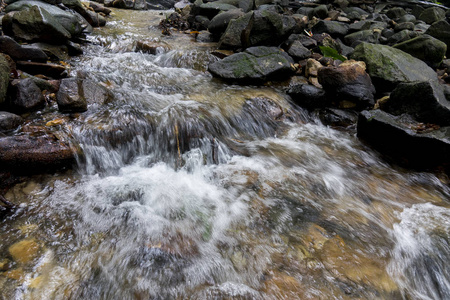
<box><xmin>57</xmin><ymin>78</ymin><xmax>88</xmax><ymax>112</ymax></box>
<box><xmin>312</xmin><ymin>4</ymin><xmax>328</xmax><ymax>19</ymax></box>
<box><xmin>57</xmin><ymin>78</ymin><xmax>113</xmax><ymax>112</ymax></box>
<box><xmin>387</xmin><ymin>30</ymin><xmax>415</xmax><ymax>45</ymax></box>
<box><xmin>384</xmin><ymin>80</ymin><xmax>450</xmax><ymax>126</ymax></box>
<box><xmin>394</xmin><ymin>22</ymin><xmax>415</xmax><ymax>32</ymax></box>
<box><xmin>348</xmin><ymin>20</ymin><xmax>369</xmax><ymax>33</ymax></box>
<box><xmin>208</xmin><ymin>46</ymin><xmax>294</xmax><ymax>83</ymax></box>
<box><xmin>0</xmin><ymin>133</ymin><xmax>76</xmax><ymax>172</ymax></box>
<box><xmin>357</xmin><ymin>109</ymin><xmax>450</xmax><ymax>169</ymax></box>
<box><xmin>398</xmin><ymin>14</ymin><xmax>416</xmax><ymax>23</ymax></box>
<box><xmin>361</xmin><ymin>21</ymin><xmax>387</xmax><ymax>31</ymax></box>
<box><xmin>344</xmin><ymin>29</ymin><xmax>380</xmax><ymax>47</ymax></box>
<box><xmin>386</xmin><ymin>7</ymin><xmax>406</xmax><ymax>20</ymax></box>
<box><xmin>0</xmin><ymin>111</ymin><xmax>22</xmax><ymax>132</ymax></box>
<box><xmin>9</xmin><ymin>78</ymin><xmax>45</xmax><ymax>113</ymax></box>
<box><xmin>5</xmin><ymin>0</ymin><xmax>82</xmax><ymax>36</ymax></box>
<box><xmin>419</xmin><ymin>7</ymin><xmax>446</xmax><ymax>24</ymax></box>
<box><xmin>30</xmin><ymin>42</ymin><xmax>68</xmax><ymax>61</ymax></box>
<box><xmin>0</xmin><ymin>36</ymin><xmax>48</xmax><ymax>62</ymax></box>
<box><xmin>287</xmin><ymin>40</ymin><xmax>311</xmax><ymax>60</ymax></box>
<box><xmin>287</xmin><ymin>83</ymin><xmax>328</xmax><ymax>109</ymax></box>
<box><xmin>318</xmin><ymin>108</ymin><xmax>358</xmax><ymax>128</ymax></box>
<box><xmin>393</xmin><ymin>34</ymin><xmax>447</xmax><ymax>68</ymax></box>
<box><xmin>312</xmin><ymin>20</ymin><xmax>349</xmax><ymax>38</ymax></box>
<box><xmin>351</xmin><ymin>42</ymin><xmax>438</xmax><ymax>91</ymax></box>
<box><xmin>4</xmin><ymin>6</ymin><xmax>72</xmax><ymax>43</ymax></box>
<box><xmin>426</xmin><ymin>20</ymin><xmax>450</xmax><ymax>56</ymax></box>
<box><xmin>199</xmin><ymin>2</ymin><xmax>237</xmax><ymax>18</ymax></box>
<box><xmin>208</xmin><ymin>9</ymin><xmax>244</xmax><ymax>35</ymax></box>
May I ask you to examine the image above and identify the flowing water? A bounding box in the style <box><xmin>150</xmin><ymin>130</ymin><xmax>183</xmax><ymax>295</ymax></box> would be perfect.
<box><xmin>1</xmin><ymin>9</ymin><xmax>450</xmax><ymax>300</ymax></box>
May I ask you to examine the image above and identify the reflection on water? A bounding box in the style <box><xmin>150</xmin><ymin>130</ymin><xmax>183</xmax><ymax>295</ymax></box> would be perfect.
<box><xmin>1</xmin><ymin>8</ymin><xmax>449</xmax><ymax>300</ymax></box>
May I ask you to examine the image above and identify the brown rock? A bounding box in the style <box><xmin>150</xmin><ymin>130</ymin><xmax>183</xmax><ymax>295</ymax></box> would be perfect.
<box><xmin>16</xmin><ymin>61</ymin><xmax>67</xmax><ymax>79</ymax></box>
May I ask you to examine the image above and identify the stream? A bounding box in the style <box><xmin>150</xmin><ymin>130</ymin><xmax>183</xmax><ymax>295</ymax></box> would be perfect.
<box><xmin>0</xmin><ymin>8</ymin><xmax>449</xmax><ymax>300</ymax></box>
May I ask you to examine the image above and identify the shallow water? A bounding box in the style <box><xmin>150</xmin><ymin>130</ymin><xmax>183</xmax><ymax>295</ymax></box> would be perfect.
<box><xmin>1</xmin><ymin>9</ymin><xmax>449</xmax><ymax>300</ymax></box>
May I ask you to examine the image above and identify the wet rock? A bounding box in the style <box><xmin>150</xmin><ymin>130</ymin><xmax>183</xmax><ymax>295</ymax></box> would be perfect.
<box><xmin>344</xmin><ymin>29</ymin><xmax>380</xmax><ymax>47</ymax></box>
<box><xmin>3</xmin><ymin>6</ymin><xmax>72</xmax><ymax>44</ymax></box>
<box><xmin>393</xmin><ymin>35</ymin><xmax>446</xmax><ymax>69</ymax></box>
<box><xmin>5</xmin><ymin>0</ymin><xmax>82</xmax><ymax>37</ymax></box>
<box><xmin>386</xmin><ymin>7</ymin><xmax>406</xmax><ymax>20</ymax></box>
<box><xmin>312</xmin><ymin>20</ymin><xmax>349</xmax><ymax>38</ymax></box>
<box><xmin>135</xmin><ymin>40</ymin><xmax>171</xmax><ymax>54</ymax></box>
<box><xmin>218</xmin><ymin>10</ymin><xmax>298</xmax><ymax>49</ymax></box>
<box><xmin>30</xmin><ymin>42</ymin><xmax>68</xmax><ymax>61</ymax></box>
<box><xmin>87</xmin><ymin>1</ymin><xmax>112</xmax><ymax>15</ymax></box>
<box><xmin>418</xmin><ymin>7</ymin><xmax>446</xmax><ymax>25</ymax></box>
<box><xmin>16</xmin><ymin>61</ymin><xmax>67</xmax><ymax>78</ymax></box>
<box><xmin>66</xmin><ymin>41</ymin><xmax>83</xmax><ymax>56</ymax></box>
<box><xmin>0</xmin><ymin>55</ymin><xmax>10</xmax><ymax>106</ymax></box>
<box><xmin>384</xmin><ymin>80</ymin><xmax>450</xmax><ymax>126</ymax></box>
<box><xmin>208</xmin><ymin>9</ymin><xmax>244</xmax><ymax>35</ymax></box>
<box><xmin>0</xmin><ymin>111</ymin><xmax>23</xmax><ymax>132</ymax></box>
<box><xmin>9</xmin><ymin>78</ymin><xmax>45</xmax><ymax>113</ymax></box>
<box><xmin>351</xmin><ymin>42</ymin><xmax>438</xmax><ymax>91</ymax></box>
<box><xmin>57</xmin><ymin>78</ymin><xmax>113</xmax><ymax>113</ymax></box>
<box><xmin>82</xmin><ymin>9</ymin><xmax>107</xmax><ymax>27</ymax></box>
<box><xmin>287</xmin><ymin>40</ymin><xmax>311</xmax><ymax>60</ymax></box>
<box><xmin>8</xmin><ymin>239</ymin><xmax>40</xmax><ymax>264</ymax></box>
<box><xmin>146</xmin><ymin>0</ymin><xmax>176</xmax><ymax>10</ymax></box>
<box><xmin>318</xmin><ymin>60</ymin><xmax>375</xmax><ymax>109</ymax></box>
<box><xmin>208</xmin><ymin>46</ymin><xmax>294</xmax><ymax>83</ymax></box>
<box><xmin>357</xmin><ymin>109</ymin><xmax>450</xmax><ymax>169</ymax></box>
<box><xmin>111</xmin><ymin>0</ymin><xmax>146</xmax><ymax>9</ymax></box>
<box><xmin>426</xmin><ymin>20</ymin><xmax>450</xmax><ymax>56</ymax></box>
<box><xmin>0</xmin><ymin>133</ymin><xmax>76</xmax><ymax>172</ymax></box>
<box><xmin>394</xmin><ymin>22</ymin><xmax>414</xmax><ymax>32</ymax></box>
<box><xmin>199</xmin><ymin>2</ymin><xmax>237</xmax><ymax>19</ymax></box>
<box><xmin>318</xmin><ymin>108</ymin><xmax>358</xmax><ymax>128</ymax></box>
<box><xmin>387</xmin><ymin>30</ymin><xmax>415</xmax><ymax>45</ymax></box>
<box><xmin>287</xmin><ymin>83</ymin><xmax>327</xmax><ymax>109</ymax></box>
<box><xmin>0</xmin><ymin>36</ymin><xmax>48</xmax><ymax>62</ymax></box>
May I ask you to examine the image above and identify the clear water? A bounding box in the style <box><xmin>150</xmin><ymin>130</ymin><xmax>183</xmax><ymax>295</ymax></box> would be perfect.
<box><xmin>0</xmin><ymin>9</ymin><xmax>449</xmax><ymax>300</ymax></box>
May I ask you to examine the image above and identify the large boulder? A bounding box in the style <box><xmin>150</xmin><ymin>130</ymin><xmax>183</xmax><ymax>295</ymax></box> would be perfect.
<box><xmin>384</xmin><ymin>80</ymin><xmax>450</xmax><ymax>126</ymax></box>
<box><xmin>3</xmin><ymin>6</ymin><xmax>72</xmax><ymax>44</ymax></box>
<box><xmin>218</xmin><ymin>10</ymin><xmax>299</xmax><ymax>49</ymax></box>
<box><xmin>393</xmin><ymin>34</ymin><xmax>446</xmax><ymax>68</ymax></box>
<box><xmin>0</xmin><ymin>55</ymin><xmax>10</xmax><ymax>106</ymax></box>
<box><xmin>0</xmin><ymin>133</ymin><xmax>76</xmax><ymax>172</ymax></box>
<box><xmin>351</xmin><ymin>42</ymin><xmax>438</xmax><ymax>91</ymax></box>
<box><xmin>357</xmin><ymin>109</ymin><xmax>450</xmax><ymax>169</ymax></box>
<box><xmin>208</xmin><ymin>46</ymin><xmax>295</xmax><ymax>83</ymax></box>
<box><xmin>0</xmin><ymin>35</ymin><xmax>48</xmax><ymax>62</ymax></box>
<box><xmin>418</xmin><ymin>7</ymin><xmax>446</xmax><ymax>24</ymax></box>
<box><xmin>5</xmin><ymin>0</ymin><xmax>82</xmax><ymax>36</ymax></box>
<box><xmin>426</xmin><ymin>20</ymin><xmax>450</xmax><ymax>56</ymax></box>
<box><xmin>318</xmin><ymin>60</ymin><xmax>375</xmax><ymax>109</ymax></box>
<box><xmin>8</xmin><ymin>78</ymin><xmax>45</xmax><ymax>113</ymax></box>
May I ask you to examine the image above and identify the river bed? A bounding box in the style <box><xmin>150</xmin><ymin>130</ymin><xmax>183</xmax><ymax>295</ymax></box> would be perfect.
<box><xmin>0</xmin><ymin>8</ymin><xmax>449</xmax><ymax>300</ymax></box>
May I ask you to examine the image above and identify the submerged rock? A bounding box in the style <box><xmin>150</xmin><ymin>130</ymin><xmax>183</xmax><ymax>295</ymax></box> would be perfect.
<box><xmin>0</xmin><ymin>133</ymin><xmax>76</xmax><ymax>172</ymax></box>
<box><xmin>208</xmin><ymin>46</ymin><xmax>295</xmax><ymax>83</ymax></box>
